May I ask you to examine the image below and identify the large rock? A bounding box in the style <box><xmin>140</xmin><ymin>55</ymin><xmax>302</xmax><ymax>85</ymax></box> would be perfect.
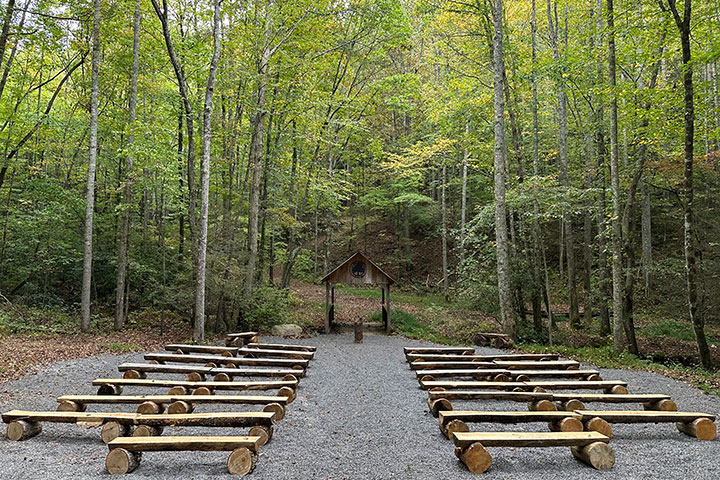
<box><xmin>271</xmin><ymin>323</ymin><xmax>303</xmax><ymax>337</ymax></box>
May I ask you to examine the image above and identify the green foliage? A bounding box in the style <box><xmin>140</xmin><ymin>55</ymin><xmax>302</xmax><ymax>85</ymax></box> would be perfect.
<box><xmin>237</xmin><ymin>287</ymin><xmax>291</xmax><ymax>333</ymax></box>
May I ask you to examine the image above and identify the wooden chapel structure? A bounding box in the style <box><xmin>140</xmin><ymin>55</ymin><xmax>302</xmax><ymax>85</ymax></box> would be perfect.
<box><xmin>321</xmin><ymin>252</ymin><xmax>395</xmax><ymax>334</ymax></box>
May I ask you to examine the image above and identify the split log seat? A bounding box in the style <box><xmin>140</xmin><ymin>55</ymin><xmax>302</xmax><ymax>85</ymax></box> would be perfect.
<box><xmin>552</xmin><ymin>393</ymin><xmax>675</xmax><ymax>411</ymax></box>
<box><xmin>236</xmin><ymin>347</ymin><xmax>314</xmax><ymax>360</ymax></box>
<box><xmin>426</xmin><ymin>390</ymin><xmax>556</xmax><ymax>416</ymax></box>
<box><xmin>403</xmin><ymin>347</ymin><xmax>475</xmax><ymax>358</ymax></box>
<box><xmin>117</xmin><ymin>363</ymin><xmax>304</xmax><ymax>381</ymax></box>
<box><xmin>416</xmin><ymin>369</ymin><xmax>511</xmax><ymax>381</ymax></box>
<box><xmin>106</xmin><ymin>435</ymin><xmax>261</xmax><ymax>475</ymax></box>
<box><xmin>452</xmin><ymin>431</ymin><xmax>614</xmax><ymax>473</ymax></box>
<box><xmin>145</xmin><ymin>352</ymin><xmax>309</xmax><ymax>370</ymax></box>
<box><xmin>91</xmin><ymin>378</ymin><xmax>297</xmax><ymax>401</ymax></box>
<box><xmin>506</xmin><ymin>370</ymin><xmax>600</xmax><ymax>381</ymax></box>
<box><xmin>410</xmin><ymin>361</ymin><xmax>497</xmax><ymax>370</ymax></box>
<box><xmin>420</xmin><ymin>380</ymin><xmax>628</xmax><ymax>393</ymax></box>
<box><xmin>438</xmin><ymin>411</ymin><xmax>584</xmax><ymax>438</ymax></box>
<box><xmin>2</xmin><ymin>410</ymin><xmax>276</xmax><ymax>445</ymax></box>
<box><xmin>247</xmin><ymin>343</ymin><xmax>316</xmax><ymax>352</ymax></box>
<box><xmin>575</xmin><ymin>410</ymin><xmax>717</xmax><ymax>440</ymax></box>
<box><xmin>493</xmin><ymin>360</ymin><xmax>580</xmax><ymax>370</ymax></box>
<box><xmin>56</xmin><ymin>394</ymin><xmax>288</xmax><ymax>418</ymax></box>
<box><xmin>417</xmin><ymin>369</ymin><xmax>599</xmax><ymax>382</ymax></box>
<box><xmin>165</xmin><ymin>344</ymin><xmax>239</xmax><ymax>356</ymax></box>
<box><xmin>407</xmin><ymin>353</ymin><xmax>560</xmax><ymax>362</ymax></box>
<box><xmin>225</xmin><ymin>332</ymin><xmax>260</xmax><ymax>347</ymax></box>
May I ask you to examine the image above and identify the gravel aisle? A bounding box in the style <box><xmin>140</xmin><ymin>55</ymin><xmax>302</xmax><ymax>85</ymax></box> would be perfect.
<box><xmin>1</xmin><ymin>334</ymin><xmax>719</xmax><ymax>479</ymax></box>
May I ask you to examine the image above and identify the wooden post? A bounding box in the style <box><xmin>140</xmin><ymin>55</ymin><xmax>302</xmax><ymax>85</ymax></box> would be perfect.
<box><xmin>385</xmin><ymin>284</ymin><xmax>391</xmax><ymax>333</ymax></box>
<box><xmin>324</xmin><ymin>282</ymin><xmax>331</xmax><ymax>333</ymax></box>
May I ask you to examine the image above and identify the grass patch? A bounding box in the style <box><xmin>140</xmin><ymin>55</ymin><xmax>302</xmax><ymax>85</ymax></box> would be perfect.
<box><xmin>336</xmin><ymin>285</ymin><xmax>464</xmax><ymax>310</ymax></box>
<box><xmin>103</xmin><ymin>342</ymin><xmax>142</xmax><ymax>353</ymax></box>
<box><xmin>370</xmin><ymin>308</ymin><xmax>452</xmax><ymax>344</ymax></box>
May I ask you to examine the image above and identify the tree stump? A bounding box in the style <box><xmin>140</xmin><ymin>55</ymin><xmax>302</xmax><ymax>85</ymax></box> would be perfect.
<box><xmin>57</xmin><ymin>400</ymin><xmax>86</xmax><ymax>412</ymax></box>
<box><xmin>226</xmin><ymin>447</ymin><xmax>256</xmax><ymax>475</ymax></box>
<box><xmin>559</xmin><ymin>399</ymin><xmax>585</xmax><ymax>411</ymax></box>
<box><xmin>167</xmin><ymin>386</ymin><xmax>188</xmax><ymax>395</ymax></box>
<box><xmin>132</xmin><ymin>425</ymin><xmax>163</xmax><ymax>437</ymax></box>
<box><xmin>583</xmin><ymin>417</ymin><xmax>612</xmax><ymax>438</ymax></box>
<box><xmin>137</xmin><ymin>401</ymin><xmax>164</xmax><ymax>415</ymax></box>
<box><xmin>249</xmin><ymin>425</ymin><xmax>273</xmax><ymax>446</ymax></box>
<box><xmin>97</xmin><ymin>384</ymin><xmax>123</xmax><ymax>395</ymax></box>
<box><xmin>263</xmin><ymin>402</ymin><xmax>285</xmax><ymax>421</ymax></box>
<box><xmin>428</xmin><ymin>398</ymin><xmax>452</xmax><ymax>417</ymax></box>
<box><xmin>277</xmin><ymin>386</ymin><xmax>296</xmax><ymax>403</ymax></box>
<box><xmin>7</xmin><ymin>420</ymin><xmax>42</xmax><ymax>441</ymax></box>
<box><xmin>123</xmin><ymin>370</ymin><xmax>146</xmax><ymax>380</ymax></box>
<box><xmin>528</xmin><ymin>400</ymin><xmax>556</xmax><ymax>411</ymax></box>
<box><xmin>444</xmin><ymin>419</ymin><xmax>469</xmax><ymax>439</ymax></box>
<box><xmin>168</xmin><ymin>400</ymin><xmax>194</xmax><ymax>414</ymax></box>
<box><xmin>643</xmin><ymin>399</ymin><xmax>677</xmax><ymax>411</ymax></box>
<box><xmin>457</xmin><ymin>442</ymin><xmax>492</xmax><ymax>474</ymax></box>
<box><xmin>101</xmin><ymin>421</ymin><xmax>132</xmax><ymax>444</ymax></box>
<box><xmin>193</xmin><ymin>386</ymin><xmax>213</xmax><ymax>396</ymax></box>
<box><xmin>186</xmin><ymin>372</ymin><xmax>206</xmax><ymax>382</ymax></box>
<box><xmin>106</xmin><ymin>448</ymin><xmax>141</xmax><ymax>474</ymax></box>
<box><xmin>676</xmin><ymin>418</ymin><xmax>717</xmax><ymax>441</ymax></box>
<box><xmin>549</xmin><ymin>417</ymin><xmax>583</xmax><ymax>432</ymax></box>
<box><xmin>570</xmin><ymin>442</ymin><xmax>615</xmax><ymax>470</ymax></box>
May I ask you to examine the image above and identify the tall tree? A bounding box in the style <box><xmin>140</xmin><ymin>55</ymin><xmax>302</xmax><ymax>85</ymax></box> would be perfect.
<box><xmin>80</xmin><ymin>0</ymin><xmax>102</xmax><ymax>333</ymax></box>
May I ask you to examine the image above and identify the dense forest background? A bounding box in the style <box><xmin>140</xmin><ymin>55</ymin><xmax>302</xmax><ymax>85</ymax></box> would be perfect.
<box><xmin>1</xmin><ymin>0</ymin><xmax>719</xmax><ymax>368</ymax></box>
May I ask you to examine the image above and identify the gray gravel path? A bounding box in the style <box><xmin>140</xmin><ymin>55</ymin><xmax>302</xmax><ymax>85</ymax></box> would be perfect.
<box><xmin>1</xmin><ymin>333</ymin><xmax>719</xmax><ymax>479</ymax></box>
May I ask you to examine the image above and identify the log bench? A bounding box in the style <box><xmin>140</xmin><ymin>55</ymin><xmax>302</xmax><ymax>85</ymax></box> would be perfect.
<box><xmin>552</xmin><ymin>393</ymin><xmax>675</xmax><ymax>412</ymax></box>
<box><xmin>145</xmin><ymin>352</ymin><xmax>310</xmax><ymax>370</ymax></box>
<box><xmin>2</xmin><ymin>410</ymin><xmax>276</xmax><ymax>445</ymax></box>
<box><xmin>575</xmin><ymin>410</ymin><xmax>717</xmax><ymax>440</ymax></box>
<box><xmin>56</xmin><ymin>394</ymin><xmax>288</xmax><ymax>418</ymax></box>
<box><xmin>225</xmin><ymin>332</ymin><xmax>260</xmax><ymax>347</ymax></box>
<box><xmin>406</xmin><ymin>353</ymin><xmax>560</xmax><ymax>362</ymax></box>
<box><xmin>106</xmin><ymin>435</ymin><xmax>261</xmax><ymax>475</ymax></box>
<box><xmin>247</xmin><ymin>343</ymin><xmax>316</xmax><ymax>352</ymax></box>
<box><xmin>410</xmin><ymin>361</ymin><xmax>497</xmax><ymax>370</ymax></box>
<box><xmin>416</xmin><ymin>369</ymin><xmax>599</xmax><ymax>382</ymax></box>
<box><xmin>452</xmin><ymin>431</ymin><xmax>614</xmax><ymax>473</ymax></box>
<box><xmin>438</xmin><ymin>410</ymin><xmax>584</xmax><ymax>438</ymax></box>
<box><xmin>426</xmin><ymin>390</ymin><xmax>556</xmax><ymax>416</ymax></box>
<box><xmin>165</xmin><ymin>344</ymin><xmax>240</xmax><ymax>356</ymax></box>
<box><xmin>419</xmin><ymin>379</ymin><xmax>628</xmax><ymax>393</ymax></box>
<box><xmin>117</xmin><ymin>363</ymin><xmax>304</xmax><ymax>381</ymax></box>
<box><xmin>493</xmin><ymin>360</ymin><xmax>580</xmax><ymax>370</ymax></box>
<box><xmin>505</xmin><ymin>369</ymin><xmax>601</xmax><ymax>381</ymax></box>
<box><xmin>404</xmin><ymin>346</ymin><xmax>475</xmax><ymax>358</ymax></box>
<box><xmin>91</xmin><ymin>378</ymin><xmax>297</xmax><ymax>401</ymax></box>
<box><xmin>237</xmin><ymin>347</ymin><xmax>314</xmax><ymax>360</ymax></box>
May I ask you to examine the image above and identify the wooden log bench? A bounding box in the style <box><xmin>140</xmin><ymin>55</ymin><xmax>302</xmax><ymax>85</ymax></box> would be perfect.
<box><xmin>575</xmin><ymin>410</ymin><xmax>717</xmax><ymax>440</ymax></box>
<box><xmin>145</xmin><ymin>352</ymin><xmax>309</xmax><ymax>370</ymax></box>
<box><xmin>225</xmin><ymin>332</ymin><xmax>260</xmax><ymax>347</ymax></box>
<box><xmin>165</xmin><ymin>344</ymin><xmax>240</xmax><ymax>356</ymax></box>
<box><xmin>420</xmin><ymin>380</ymin><xmax>628</xmax><ymax>393</ymax></box>
<box><xmin>410</xmin><ymin>361</ymin><xmax>497</xmax><ymax>370</ymax></box>
<box><xmin>506</xmin><ymin>369</ymin><xmax>601</xmax><ymax>382</ymax></box>
<box><xmin>552</xmin><ymin>393</ymin><xmax>675</xmax><ymax>412</ymax></box>
<box><xmin>2</xmin><ymin>410</ymin><xmax>276</xmax><ymax>445</ymax></box>
<box><xmin>426</xmin><ymin>390</ymin><xmax>556</xmax><ymax>416</ymax></box>
<box><xmin>407</xmin><ymin>353</ymin><xmax>560</xmax><ymax>362</ymax></box>
<box><xmin>438</xmin><ymin>410</ymin><xmax>584</xmax><ymax>438</ymax></box>
<box><xmin>474</xmin><ymin>333</ymin><xmax>513</xmax><ymax>348</ymax></box>
<box><xmin>403</xmin><ymin>346</ymin><xmax>475</xmax><ymax>358</ymax></box>
<box><xmin>452</xmin><ymin>431</ymin><xmax>614</xmax><ymax>473</ymax></box>
<box><xmin>416</xmin><ymin>369</ymin><xmax>512</xmax><ymax>382</ymax></box>
<box><xmin>237</xmin><ymin>347</ymin><xmax>314</xmax><ymax>360</ymax></box>
<box><xmin>106</xmin><ymin>435</ymin><xmax>261</xmax><ymax>475</ymax></box>
<box><xmin>247</xmin><ymin>343</ymin><xmax>316</xmax><ymax>352</ymax></box>
<box><xmin>91</xmin><ymin>378</ymin><xmax>297</xmax><ymax>401</ymax></box>
<box><xmin>117</xmin><ymin>363</ymin><xmax>304</xmax><ymax>382</ymax></box>
<box><xmin>56</xmin><ymin>394</ymin><xmax>289</xmax><ymax>419</ymax></box>
<box><xmin>493</xmin><ymin>360</ymin><xmax>580</xmax><ymax>370</ymax></box>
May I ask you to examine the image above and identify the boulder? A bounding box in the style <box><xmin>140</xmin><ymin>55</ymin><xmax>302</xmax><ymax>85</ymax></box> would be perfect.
<box><xmin>271</xmin><ymin>323</ymin><xmax>303</xmax><ymax>337</ymax></box>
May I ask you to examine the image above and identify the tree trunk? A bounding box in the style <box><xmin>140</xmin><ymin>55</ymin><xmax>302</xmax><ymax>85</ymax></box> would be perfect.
<box><xmin>80</xmin><ymin>0</ymin><xmax>101</xmax><ymax>333</ymax></box>
<box><xmin>441</xmin><ymin>162</ymin><xmax>449</xmax><ymax>301</ymax></box>
<box><xmin>459</xmin><ymin>120</ymin><xmax>469</xmax><ymax>273</ymax></box>
<box><xmin>641</xmin><ymin>178</ymin><xmax>652</xmax><ymax>298</ymax></box>
<box><xmin>115</xmin><ymin>0</ymin><xmax>141</xmax><ymax>331</ymax></box>
<box><xmin>194</xmin><ymin>0</ymin><xmax>222</xmax><ymax>342</ymax></box>
<box><xmin>607</xmin><ymin>0</ymin><xmax>626</xmax><ymax>352</ymax></box>
<box><xmin>491</xmin><ymin>0</ymin><xmax>514</xmax><ymax>338</ymax></box>
<box><xmin>665</xmin><ymin>0</ymin><xmax>712</xmax><ymax>369</ymax></box>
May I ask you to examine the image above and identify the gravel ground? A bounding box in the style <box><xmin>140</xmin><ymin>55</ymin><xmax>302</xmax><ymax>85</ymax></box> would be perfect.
<box><xmin>1</xmin><ymin>333</ymin><xmax>719</xmax><ymax>479</ymax></box>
